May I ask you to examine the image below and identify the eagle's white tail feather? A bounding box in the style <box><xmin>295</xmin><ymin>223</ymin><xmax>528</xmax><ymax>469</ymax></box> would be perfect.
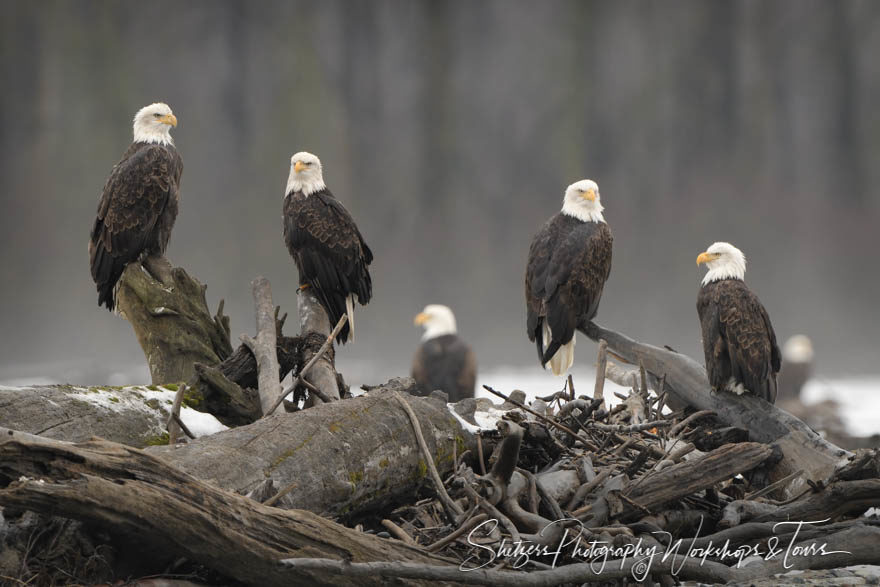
<box><xmin>346</xmin><ymin>294</ymin><xmax>355</xmax><ymax>342</ymax></box>
<box><xmin>543</xmin><ymin>321</ymin><xmax>575</xmax><ymax>376</ymax></box>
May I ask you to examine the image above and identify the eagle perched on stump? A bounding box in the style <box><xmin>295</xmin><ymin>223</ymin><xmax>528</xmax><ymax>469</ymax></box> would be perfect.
<box><xmin>283</xmin><ymin>152</ymin><xmax>373</xmax><ymax>344</ymax></box>
<box><xmin>89</xmin><ymin>103</ymin><xmax>182</xmax><ymax>311</ymax></box>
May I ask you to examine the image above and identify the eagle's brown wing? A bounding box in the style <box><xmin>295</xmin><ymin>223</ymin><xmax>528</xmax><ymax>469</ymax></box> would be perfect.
<box><xmin>89</xmin><ymin>143</ymin><xmax>182</xmax><ymax>310</ymax></box>
<box><xmin>283</xmin><ymin>189</ymin><xmax>372</xmax><ymax>343</ymax></box>
<box><xmin>527</xmin><ymin>217</ymin><xmax>612</xmax><ymax>366</ymax></box>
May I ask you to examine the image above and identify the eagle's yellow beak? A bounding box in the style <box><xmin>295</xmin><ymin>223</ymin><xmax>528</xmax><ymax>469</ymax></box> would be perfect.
<box><xmin>696</xmin><ymin>252</ymin><xmax>719</xmax><ymax>266</ymax></box>
<box><xmin>158</xmin><ymin>113</ymin><xmax>178</xmax><ymax>127</ymax></box>
<box><xmin>294</xmin><ymin>161</ymin><xmax>307</xmax><ymax>173</ymax></box>
<box><xmin>583</xmin><ymin>188</ymin><xmax>597</xmax><ymax>202</ymax></box>
<box><xmin>414</xmin><ymin>312</ymin><xmax>430</xmax><ymax>326</ymax></box>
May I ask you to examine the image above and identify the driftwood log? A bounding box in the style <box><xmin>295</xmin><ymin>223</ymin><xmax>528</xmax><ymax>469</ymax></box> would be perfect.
<box><xmin>0</xmin><ymin>430</ymin><xmax>460</xmax><ymax>587</ymax></box>
<box><xmin>578</xmin><ymin>321</ymin><xmax>852</xmax><ymax>496</ymax></box>
<box><xmin>0</xmin><ymin>326</ymin><xmax>302</xmax><ymax>443</ymax></box>
<box><xmin>116</xmin><ymin>258</ymin><xmax>233</xmax><ymax>384</ymax></box>
<box><xmin>0</xmin><ymin>378</ymin><xmax>471</xmax><ymax>521</ymax></box>
<box><xmin>150</xmin><ymin>379</ymin><xmax>474</xmax><ymax>518</ymax></box>
<box><xmin>617</xmin><ymin>441</ymin><xmax>773</xmax><ymax>520</ymax></box>
<box><xmin>0</xmin><ymin>384</ymin><xmax>192</xmax><ymax>447</ymax></box>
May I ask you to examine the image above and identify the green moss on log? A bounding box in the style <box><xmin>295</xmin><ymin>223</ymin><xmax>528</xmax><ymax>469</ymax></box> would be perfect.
<box><xmin>145</xmin><ymin>432</ymin><xmax>170</xmax><ymax>446</ymax></box>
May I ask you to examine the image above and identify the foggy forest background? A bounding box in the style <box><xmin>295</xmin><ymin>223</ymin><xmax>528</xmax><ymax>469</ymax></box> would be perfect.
<box><xmin>1</xmin><ymin>0</ymin><xmax>878</xmax><ymax>387</ymax></box>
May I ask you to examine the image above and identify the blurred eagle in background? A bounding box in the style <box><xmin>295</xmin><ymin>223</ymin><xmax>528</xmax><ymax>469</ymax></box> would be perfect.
<box><xmin>283</xmin><ymin>152</ymin><xmax>373</xmax><ymax>343</ymax></box>
<box><xmin>696</xmin><ymin>242</ymin><xmax>781</xmax><ymax>403</ymax></box>
<box><xmin>89</xmin><ymin>102</ymin><xmax>182</xmax><ymax>311</ymax></box>
<box><xmin>412</xmin><ymin>304</ymin><xmax>477</xmax><ymax>402</ymax></box>
<box><xmin>525</xmin><ymin>180</ymin><xmax>613</xmax><ymax>376</ymax></box>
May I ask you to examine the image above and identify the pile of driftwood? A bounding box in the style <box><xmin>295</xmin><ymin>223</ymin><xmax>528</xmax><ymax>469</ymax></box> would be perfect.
<box><xmin>359</xmin><ymin>374</ymin><xmax>880</xmax><ymax>585</ymax></box>
<box><xmin>2</xmin><ymin>260</ymin><xmax>880</xmax><ymax>586</ymax></box>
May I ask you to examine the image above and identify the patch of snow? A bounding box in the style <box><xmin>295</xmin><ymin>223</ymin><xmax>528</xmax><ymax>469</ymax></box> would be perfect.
<box><xmin>473</xmin><ymin>406</ymin><xmax>509</xmax><ymax>430</ymax></box>
<box><xmin>446</xmin><ymin>405</ymin><xmax>481</xmax><ymax>434</ymax></box>
<box><xmin>801</xmin><ymin>377</ymin><xmax>880</xmax><ymax>437</ymax></box>
<box><xmin>65</xmin><ymin>385</ymin><xmax>227</xmax><ymax>439</ymax></box>
<box><xmin>179</xmin><ymin>405</ymin><xmax>228</xmax><ymax>437</ymax></box>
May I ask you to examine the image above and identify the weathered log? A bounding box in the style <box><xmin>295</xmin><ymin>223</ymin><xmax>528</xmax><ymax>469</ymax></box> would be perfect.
<box><xmin>150</xmin><ymin>378</ymin><xmax>476</xmax><ymax>519</ymax></box>
<box><xmin>0</xmin><ymin>335</ymin><xmax>302</xmax><ymax>446</ymax></box>
<box><xmin>0</xmin><ymin>378</ymin><xmax>471</xmax><ymax>520</ymax></box>
<box><xmin>752</xmin><ymin>478</ymin><xmax>880</xmax><ymax>523</ymax></box>
<box><xmin>0</xmin><ymin>384</ymin><xmax>199</xmax><ymax>447</ymax></box>
<box><xmin>578</xmin><ymin>321</ymin><xmax>851</xmax><ymax>496</ymax></box>
<box><xmin>615</xmin><ymin>442</ymin><xmax>773</xmax><ymax>520</ymax></box>
<box><xmin>116</xmin><ymin>259</ymin><xmax>233</xmax><ymax>384</ymax></box>
<box><xmin>0</xmin><ymin>431</ymin><xmax>458</xmax><ymax>587</ymax></box>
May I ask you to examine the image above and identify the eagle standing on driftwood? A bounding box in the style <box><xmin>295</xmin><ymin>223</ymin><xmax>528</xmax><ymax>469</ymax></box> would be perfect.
<box><xmin>89</xmin><ymin>103</ymin><xmax>182</xmax><ymax>311</ymax></box>
<box><xmin>283</xmin><ymin>152</ymin><xmax>373</xmax><ymax>343</ymax></box>
<box><xmin>696</xmin><ymin>242</ymin><xmax>781</xmax><ymax>403</ymax></box>
<box><xmin>412</xmin><ymin>304</ymin><xmax>477</xmax><ymax>402</ymax></box>
<box><xmin>525</xmin><ymin>180</ymin><xmax>613</xmax><ymax>376</ymax></box>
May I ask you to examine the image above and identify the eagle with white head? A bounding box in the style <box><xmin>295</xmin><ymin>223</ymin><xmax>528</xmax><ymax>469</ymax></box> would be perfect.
<box><xmin>696</xmin><ymin>242</ymin><xmax>781</xmax><ymax>403</ymax></box>
<box><xmin>282</xmin><ymin>151</ymin><xmax>373</xmax><ymax>344</ymax></box>
<box><xmin>89</xmin><ymin>102</ymin><xmax>182</xmax><ymax>311</ymax></box>
<box><xmin>411</xmin><ymin>304</ymin><xmax>477</xmax><ymax>402</ymax></box>
<box><xmin>525</xmin><ymin>179</ymin><xmax>613</xmax><ymax>376</ymax></box>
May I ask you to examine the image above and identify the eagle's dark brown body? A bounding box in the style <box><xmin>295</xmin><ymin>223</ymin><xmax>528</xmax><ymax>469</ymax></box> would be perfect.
<box><xmin>697</xmin><ymin>278</ymin><xmax>781</xmax><ymax>403</ymax></box>
<box><xmin>411</xmin><ymin>333</ymin><xmax>477</xmax><ymax>402</ymax></box>
<box><xmin>525</xmin><ymin>213</ymin><xmax>613</xmax><ymax>366</ymax></box>
<box><xmin>283</xmin><ymin>189</ymin><xmax>372</xmax><ymax>344</ymax></box>
<box><xmin>89</xmin><ymin>142</ymin><xmax>183</xmax><ymax>310</ymax></box>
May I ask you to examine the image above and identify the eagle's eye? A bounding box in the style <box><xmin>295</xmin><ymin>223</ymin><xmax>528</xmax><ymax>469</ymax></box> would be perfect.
<box><xmin>153</xmin><ymin>113</ymin><xmax>161</xmax><ymax>118</ymax></box>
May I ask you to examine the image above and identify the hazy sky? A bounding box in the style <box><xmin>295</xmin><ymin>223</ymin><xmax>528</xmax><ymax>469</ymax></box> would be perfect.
<box><xmin>1</xmin><ymin>0</ymin><xmax>878</xmax><ymax>385</ymax></box>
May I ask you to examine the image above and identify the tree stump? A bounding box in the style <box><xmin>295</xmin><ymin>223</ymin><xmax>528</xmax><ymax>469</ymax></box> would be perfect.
<box><xmin>115</xmin><ymin>257</ymin><xmax>232</xmax><ymax>384</ymax></box>
<box><xmin>296</xmin><ymin>287</ymin><xmax>341</xmax><ymax>405</ymax></box>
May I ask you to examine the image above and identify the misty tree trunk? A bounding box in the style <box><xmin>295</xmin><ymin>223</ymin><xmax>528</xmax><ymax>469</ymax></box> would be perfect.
<box><xmin>0</xmin><ymin>432</ymin><xmax>458</xmax><ymax>587</ymax></box>
<box><xmin>116</xmin><ymin>257</ymin><xmax>233</xmax><ymax>384</ymax></box>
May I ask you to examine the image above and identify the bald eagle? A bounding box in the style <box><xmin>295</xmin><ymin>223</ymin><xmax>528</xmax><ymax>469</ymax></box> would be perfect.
<box><xmin>283</xmin><ymin>152</ymin><xmax>372</xmax><ymax>343</ymax></box>
<box><xmin>525</xmin><ymin>180</ymin><xmax>613</xmax><ymax>376</ymax></box>
<box><xmin>778</xmin><ymin>335</ymin><xmax>814</xmax><ymax>401</ymax></box>
<box><xmin>89</xmin><ymin>103</ymin><xmax>182</xmax><ymax>311</ymax></box>
<box><xmin>412</xmin><ymin>304</ymin><xmax>477</xmax><ymax>402</ymax></box>
<box><xmin>696</xmin><ymin>242</ymin><xmax>781</xmax><ymax>403</ymax></box>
